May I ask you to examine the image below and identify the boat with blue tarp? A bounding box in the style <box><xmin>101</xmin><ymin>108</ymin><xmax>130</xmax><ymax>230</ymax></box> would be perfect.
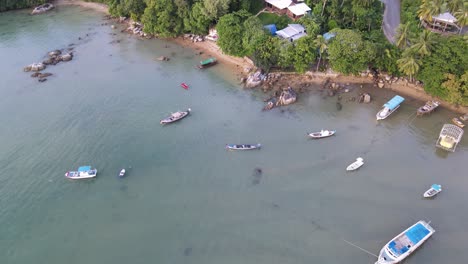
<box><xmin>375</xmin><ymin>220</ymin><xmax>434</xmax><ymax>264</ymax></box>
<box><xmin>377</xmin><ymin>95</ymin><xmax>405</xmax><ymax>120</ymax></box>
<box><xmin>65</xmin><ymin>166</ymin><xmax>97</xmax><ymax>179</ymax></box>
<box><xmin>424</xmin><ymin>184</ymin><xmax>442</xmax><ymax>198</ymax></box>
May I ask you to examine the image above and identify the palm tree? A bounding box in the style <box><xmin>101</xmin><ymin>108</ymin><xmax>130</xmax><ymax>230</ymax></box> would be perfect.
<box><xmin>321</xmin><ymin>0</ymin><xmax>328</xmax><ymax>17</ymax></box>
<box><xmin>397</xmin><ymin>49</ymin><xmax>421</xmax><ymax>82</ymax></box>
<box><xmin>410</xmin><ymin>30</ymin><xmax>436</xmax><ymax>56</ymax></box>
<box><xmin>314</xmin><ymin>35</ymin><xmax>327</xmax><ymax>72</ymax></box>
<box><xmin>447</xmin><ymin>0</ymin><xmax>463</xmax><ymax>13</ymax></box>
<box><xmin>418</xmin><ymin>0</ymin><xmax>444</xmax><ymax>26</ymax></box>
<box><xmin>395</xmin><ymin>23</ymin><xmax>411</xmax><ymax>49</ymax></box>
<box><xmin>454</xmin><ymin>4</ymin><xmax>467</xmax><ymax>34</ymax></box>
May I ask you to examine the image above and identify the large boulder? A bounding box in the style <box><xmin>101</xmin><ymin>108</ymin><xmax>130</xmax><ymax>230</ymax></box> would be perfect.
<box><xmin>48</xmin><ymin>50</ymin><xmax>61</xmax><ymax>57</ymax></box>
<box><xmin>278</xmin><ymin>87</ymin><xmax>297</xmax><ymax>106</ymax></box>
<box><xmin>245</xmin><ymin>70</ymin><xmax>264</xmax><ymax>88</ymax></box>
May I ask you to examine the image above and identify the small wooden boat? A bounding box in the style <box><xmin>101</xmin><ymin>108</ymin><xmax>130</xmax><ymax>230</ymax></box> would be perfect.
<box><xmin>180</xmin><ymin>83</ymin><xmax>189</xmax><ymax>90</ymax></box>
<box><xmin>375</xmin><ymin>220</ymin><xmax>435</xmax><ymax>264</ymax></box>
<box><xmin>452</xmin><ymin>117</ymin><xmax>465</xmax><ymax>128</ymax></box>
<box><xmin>346</xmin><ymin>157</ymin><xmax>364</xmax><ymax>171</ymax></box>
<box><xmin>423</xmin><ymin>184</ymin><xmax>441</xmax><ymax>198</ymax></box>
<box><xmin>197</xmin><ymin>57</ymin><xmax>217</xmax><ymax>69</ymax></box>
<box><xmin>308</xmin><ymin>130</ymin><xmax>336</xmax><ymax>139</ymax></box>
<box><xmin>226</xmin><ymin>144</ymin><xmax>261</xmax><ymax>150</ymax></box>
<box><xmin>160</xmin><ymin>108</ymin><xmax>191</xmax><ymax>125</ymax></box>
<box><xmin>417</xmin><ymin>100</ymin><xmax>440</xmax><ymax>116</ymax></box>
<box><xmin>119</xmin><ymin>169</ymin><xmax>126</xmax><ymax>177</ymax></box>
<box><xmin>65</xmin><ymin>166</ymin><xmax>97</xmax><ymax>180</ymax></box>
<box><xmin>377</xmin><ymin>95</ymin><xmax>405</xmax><ymax>120</ymax></box>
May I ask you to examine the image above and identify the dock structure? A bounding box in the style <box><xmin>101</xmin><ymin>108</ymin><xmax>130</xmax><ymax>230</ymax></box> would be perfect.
<box><xmin>435</xmin><ymin>124</ymin><xmax>464</xmax><ymax>152</ymax></box>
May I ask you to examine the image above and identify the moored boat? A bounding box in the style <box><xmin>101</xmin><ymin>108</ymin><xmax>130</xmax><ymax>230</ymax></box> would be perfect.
<box><xmin>65</xmin><ymin>166</ymin><xmax>97</xmax><ymax>180</ymax></box>
<box><xmin>452</xmin><ymin>117</ymin><xmax>465</xmax><ymax>128</ymax></box>
<box><xmin>308</xmin><ymin>130</ymin><xmax>336</xmax><ymax>139</ymax></box>
<box><xmin>375</xmin><ymin>220</ymin><xmax>435</xmax><ymax>264</ymax></box>
<box><xmin>197</xmin><ymin>57</ymin><xmax>217</xmax><ymax>69</ymax></box>
<box><xmin>180</xmin><ymin>83</ymin><xmax>189</xmax><ymax>90</ymax></box>
<box><xmin>346</xmin><ymin>157</ymin><xmax>364</xmax><ymax>171</ymax></box>
<box><xmin>226</xmin><ymin>144</ymin><xmax>261</xmax><ymax>150</ymax></box>
<box><xmin>423</xmin><ymin>184</ymin><xmax>442</xmax><ymax>198</ymax></box>
<box><xmin>160</xmin><ymin>108</ymin><xmax>191</xmax><ymax>125</ymax></box>
<box><xmin>377</xmin><ymin>95</ymin><xmax>405</xmax><ymax>120</ymax></box>
<box><xmin>119</xmin><ymin>169</ymin><xmax>126</xmax><ymax>177</ymax></box>
<box><xmin>417</xmin><ymin>101</ymin><xmax>440</xmax><ymax>116</ymax></box>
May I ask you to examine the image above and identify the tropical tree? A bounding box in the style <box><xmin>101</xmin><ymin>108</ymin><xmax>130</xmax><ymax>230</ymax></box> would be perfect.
<box><xmin>291</xmin><ymin>35</ymin><xmax>317</xmax><ymax>73</ymax></box>
<box><xmin>327</xmin><ymin>29</ymin><xmax>376</xmax><ymax>74</ymax></box>
<box><xmin>447</xmin><ymin>0</ymin><xmax>463</xmax><ymax>13</ymax></box>
<box><xmin>453</xmin><ymin>4</ymin><xmax>468</xmax><ymax>34</ymax></box>
<box><xmin>187</xmin><ymin>2</ymin><xmax>212</xmax><ymax>34</ymax></box>
<box><xmin>314</xmin><ymin>35</ymin><xmax>327</xmax><ymax>71</ymax></box>
<box><xmin>216</xmin><ymin>10</ymin><xmax>251</xmax><ymax>56</ymax></box>
<box><xmin>395</xmin><ymin>22</ymin><xmax>412</xmax><ymax>49</ymax></box>
<box><xmin>251</xmin><ymin>35</ymin><xmax>281</xmax><ymax>72</ymax></box>
<box><xmin>418</xmin><ymin>0</ymin><xmax>443</xmax><ymax>24</ymax></box>
<box><xmin>397</xmin><ymin>49</ymin><xmax>421</xmax><ymax>82</ymax></box>
<box><xmin>202</xmin><ymin>0</ymin><xmax>231</xmax><ymax>20</ymax></box>
<box><xmin>409</xmin><ymin>30</ymin><xmax>436</xmax><ymax>56</ymax></box>
<box><xmin>242</xmin><ymin>16</ymin><xmax>266</xmax><ymax>56</ymax></box>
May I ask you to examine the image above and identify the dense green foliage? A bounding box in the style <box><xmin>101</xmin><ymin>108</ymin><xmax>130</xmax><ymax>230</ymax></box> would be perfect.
<box><xmin>7</xmin><ymin>0</ymin><xmax>463</xmax><ymax>105</ymax></box>
<box><xmin>0</xmin><ymin>0</ymin><xmax>47</xmax><ymax>12</ymax></box>
<box><xmin>417</xmin><ymin>36</ymin><xmax>468</xmax><ymax>104</ymax></box>
<box><xmin>327</xmin><ymin>29</ymin><xmax>375</xmax><ymax>74</ymax></box>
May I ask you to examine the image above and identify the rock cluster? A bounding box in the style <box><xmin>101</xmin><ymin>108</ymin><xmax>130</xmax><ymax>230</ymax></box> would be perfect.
<box><xmin>263</xmin><ymin>86</ymin><xmax>297</xmax><ymax>110</ymax></box>
<box><xmin>244</xmin><ymin>70</ymin><xmax>266</xmax><ymax>88</ymax></box>
<box><xmin>124</xmin><ymin>22</ymin><xmax>149</xmax><ymax>38</ymax></box>
<box><xmin>184</xmin><ymin>34</ymin><xmax>204</xmax><ymax>42</ymax></box>
<box><xmin>23</xmin><ymin>48</ymin><xmax>74</xmax><ymax>82</ymax></box>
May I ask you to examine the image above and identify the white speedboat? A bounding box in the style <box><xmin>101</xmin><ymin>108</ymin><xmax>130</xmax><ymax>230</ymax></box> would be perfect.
<box><xmin>423</xmin><ymin>184</ymin><xmax>442</xmax><ymax>198</ymax></box>
<box><xmin>346</xmin><ymin>157</ymin><xmax>364</xmax><ymax>171</ymax></box>
<box><xmin>377</xmin><ymin>95</ymin><xmax>405</xmax><ymax>120</ymax></box>
<box><xmin>65</xmin><ymin>166</ymin><xmax>97</xmax><ymax>179</ymax></box>
<box><xmin>375</xmin><ymin>220</ymin><xmax>435</xmax><ymax>264</ymax></box>
<box><xmin>308</xmin><ymin>130</ymin><xmax>336</xmax><ymax>139</ymax></box>
<box><xmin>119</xmin><ymin>169</ymin><xmax>126</xmax><ymax>177</ymax></box>
<box><xmin>160</xmin><ymin>108</ymin><xmax>191</xmax><ymax>125</ymax></box>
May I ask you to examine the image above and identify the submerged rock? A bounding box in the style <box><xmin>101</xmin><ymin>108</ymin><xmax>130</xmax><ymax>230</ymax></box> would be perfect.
<box><xmin>48</xmin><ymin>50</ymin><xmax>61</xmax><ymax>57</ymax></box>
<box><xmin>24</xmin><ymin>63</ymin><xmax>45</xmax><ymax>72</ymax></box>
<box><xmin>155</xmin><ymin>56</ymin><xmax>170</xmax><ymax>61</ymax></box>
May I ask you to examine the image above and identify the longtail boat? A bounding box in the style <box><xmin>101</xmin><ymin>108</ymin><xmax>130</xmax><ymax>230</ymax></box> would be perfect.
<box><xmin>197</xmin><ymin>57</ymin><xmax>217</xmax><ymax>69</ymax></box>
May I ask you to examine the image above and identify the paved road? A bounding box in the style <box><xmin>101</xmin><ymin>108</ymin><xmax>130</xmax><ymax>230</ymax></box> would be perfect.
<box><xmin>381</xmin><ymin>0</ymin><xmax>400</xmax><ymax>44</ymax></box>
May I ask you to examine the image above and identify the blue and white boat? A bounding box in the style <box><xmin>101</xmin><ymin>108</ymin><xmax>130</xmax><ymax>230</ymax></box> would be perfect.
<box><xmin>65</xmin><ymin>166</ymin><xmax>97</xmax><ymax>179</ymax></box>
<box><xmin>424</xmin><ymin>184</ymin><xmax>442</xmax><ymax>198</ymax></box>
<box><xmin>375</xmin><ymin>220</ymin><xmax>435</xmax><ymax>264</ymax></box>
<box><xmin>376</xmin><ymin>95</ymin><xmax>405</xmax><ymax>120</ymax></box>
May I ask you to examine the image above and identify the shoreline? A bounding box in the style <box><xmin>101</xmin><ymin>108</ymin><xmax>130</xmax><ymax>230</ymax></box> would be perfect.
<box><xmin>51</xmin><ymin>1</ymin><xmax>467</xmax><ymax>115</ymax></box>
<box><xmin>53</xmin><ymin>0</ymin><xmax>109</xmax><ymax>14</ymax></box>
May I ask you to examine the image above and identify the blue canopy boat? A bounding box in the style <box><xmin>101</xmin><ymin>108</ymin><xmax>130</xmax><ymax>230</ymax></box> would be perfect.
<box><xmin>377</xmin><ymin>95</ymin><xmax>405</xmax><ymax>120</ymax></box>
<box><xmin>375</xmin><ymin>220</ymin><xmax>435</xmax><ymax>264</ymax></box>
<box><xmin>424</xmin><ymin>184</ymin><xmax>442</xmax><ymax>198</ymax></box>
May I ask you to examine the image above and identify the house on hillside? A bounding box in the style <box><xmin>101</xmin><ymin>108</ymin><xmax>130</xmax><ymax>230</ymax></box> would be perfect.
<box><xmin>420</xmin><ymin>12</ymin><xmax>463</xmax><ymax>34</ymax></box>
<box><xmin>264</xmin><ymin>0</ymin><xmax>311</xmax><ymax>20</ymax></box>
<box><xmin>287</xmin><ymin>3</ymin><xmax>311</xmax><ymax>19</ymax></box>
<box><xmin>276</xmin><ymin>24</ymin><xmax>307</xmax><ymax>42</ymax></box>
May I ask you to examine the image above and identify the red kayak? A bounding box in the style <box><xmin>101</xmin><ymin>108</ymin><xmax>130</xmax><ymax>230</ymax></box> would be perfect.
<box><xmin>181</xmin><ymin>83</ymin><xmax>189</xmax><ymax>90</ymax></box>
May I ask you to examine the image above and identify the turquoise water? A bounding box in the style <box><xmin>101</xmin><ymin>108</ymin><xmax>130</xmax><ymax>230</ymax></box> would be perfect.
<box><xmin>0</xmin><ymin>6</ymin><xmax>467</xmax><ymax>264</ymax></box>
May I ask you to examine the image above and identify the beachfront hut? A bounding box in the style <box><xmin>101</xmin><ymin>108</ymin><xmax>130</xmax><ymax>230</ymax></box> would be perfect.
<box><xmin>264</xmin><ymin>24</ymin><xmax>277</xmax><ymax>35</ymax></box>
<box><xmin>435</xmin><ymin>124</ymin><xmax>464</xmax><ymax>152</ymax></box>
<box><xmin>287</xmin><ymin>3</ymin><xmax>311</xmax><ymax>19</ymax></box>
<box><xmin>421</xmin><ymin>12</ymin><xmax>462</xmax><ymax>34</ymax></box>
<box><xmin>276</xmin><ymin>24</ymin><xmax>307</xmax><ymax>42</ymax></box>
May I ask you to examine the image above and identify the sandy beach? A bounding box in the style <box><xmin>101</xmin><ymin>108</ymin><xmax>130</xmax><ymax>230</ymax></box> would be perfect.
<box><xmin>51</xmin><ymin>0</ymin><xmax>467</xmax><ymax>115</ymax></box>
<box><xmin>53</xmin><ymin>0</ymin><xmax>109</xmax><ymax>14</ymax></box>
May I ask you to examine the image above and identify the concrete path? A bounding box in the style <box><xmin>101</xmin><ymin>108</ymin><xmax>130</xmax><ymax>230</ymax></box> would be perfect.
<box><xmin>381</xmin><ymin>0</ymin><xmax>400</xmax><ymax>44</ymax></box>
